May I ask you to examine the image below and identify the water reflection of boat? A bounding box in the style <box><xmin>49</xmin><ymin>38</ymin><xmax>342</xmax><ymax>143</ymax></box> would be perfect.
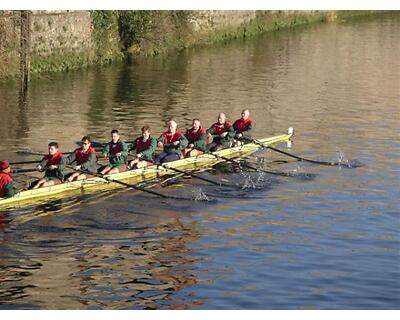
<box><xmin>0</xmin><ymin>130</ymin><xmax>293</xmax><ymax>210</ymax></box>
<box><xmin>0</xmin><ymin>215</ymin><xmax>204</xmax><ymax>309</ymax></box>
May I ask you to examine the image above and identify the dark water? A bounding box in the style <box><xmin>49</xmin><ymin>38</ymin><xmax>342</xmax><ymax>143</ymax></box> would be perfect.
<box><xmin>0</xmin><ymin>13</ymin><xmax>399</xmax><ymax>309</ymax></box>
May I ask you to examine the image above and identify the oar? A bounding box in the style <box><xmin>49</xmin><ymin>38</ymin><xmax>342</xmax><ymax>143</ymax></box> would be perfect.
<box><xmin>10</xmin><ymin>160</ymin><xmax>41</xmax><ymax>165</ymax></box>
<box><xmin>80</xmin><ymin>141</ymin><xmax>134</xmax><ymax>149</ymax></box>
<box><xmin>244</xmin><ymin>137</ymin><xmax>363</xmax><ymax>168</ymax></box>
<box><xmin>159</xmin><ymin>164</ymin><xmax>236</xmax><ymax>187</ymax></box>
<box><xmin>12</xmin><ymin>168</ymin><xmax>38</xmax><ymax>174</ymax></box>
<box><xmin>66</xmin><ymin>166</ymin><xmax>197</xmax><ymax>201</ymax></box>
<box><xmin>202</xmin><ymin>149</ymin><xmax>315</xmax><ymax>179</ymax></box>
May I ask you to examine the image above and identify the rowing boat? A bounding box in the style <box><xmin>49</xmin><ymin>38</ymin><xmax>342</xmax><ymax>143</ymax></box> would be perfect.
<box><xmin>0</xmin><ymin>129</ymin><xmax>293</xmax><ymax>209</ymax></box>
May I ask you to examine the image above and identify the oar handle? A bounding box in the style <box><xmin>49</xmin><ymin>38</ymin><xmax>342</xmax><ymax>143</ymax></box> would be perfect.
<box><xmin>12</xmin><ymin>168</ymin><xmax>38</xmax><ymax>174</ymax></box>
<box><xmin>10</xmin><ymin>160</ymin><xmax>40</xmax><ymax>165</ymax></box>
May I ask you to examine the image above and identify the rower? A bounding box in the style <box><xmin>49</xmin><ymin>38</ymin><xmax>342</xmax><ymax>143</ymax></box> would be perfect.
<box><xmin>206</xmin><ymin>112</ymin><xmax>235</xmax><ymax>152</ymax></box>
<box><xmin>155</xmin><ymin>120</ymin><xmax>188</xmax><ymax>164</ymax></box>
<box><xmin>128</xmin><ymin>126</ymin><xmax>157</xmax><ymax>169</ymax></box>
<box><xmin>232</xmin><ymin>109</ymin><xmax>253</xmax><ymax>146</ymax></box>
<box><xmin>183</xmin><ymin>118</ymin><xmax>208</xmax><ymax>158</ymax></box>
<box><xmin>66</xmin><ymin>136</ymin><xmax>98</xmax><ymax>181</ymax></box>
<box><xmin>100</xmin><ymin>129</ymin><xmax>129</xmax><ymax>175</ymax></box>
<box><xmin>0</xmin><ymin>160</ymin><xmax>17</xmax><ymax>198</ymax></box>
<box><xmin>32</xmin><ymin>142</ymin><xmax>66</xmax><ymax>189</ymax></box>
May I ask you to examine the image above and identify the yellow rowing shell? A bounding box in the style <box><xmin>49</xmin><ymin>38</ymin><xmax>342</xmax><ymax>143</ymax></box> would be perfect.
<box><xmin>0</xmin><ymin>131</ymin><xmax>293</xmax><ymax>210</ymax></box>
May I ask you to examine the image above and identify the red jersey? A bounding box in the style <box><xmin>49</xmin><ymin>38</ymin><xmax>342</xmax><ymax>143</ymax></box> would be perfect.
<box><xmin>185</xmin><ymin>127</ymin><xmax>207</xmax><ymax>143</ymax></box>
<box><xmin>0</xmin><ymin>172</ymin><xmax>12</xmax><ymax>197</ymax></box>
<box><xmin>162</xmin><ymin>130</ymin><xmax>183</xmax><ymax>144</ymax></box>
<box><xmin>135</xmin><ymin>136</ymin><xmax>152</xmax><ymax>153</ymax></box>
<box><xmin>42</xmin><ymin>152</ymin><xmax>64</xmax><ymax>166</ymax></box>
<box><xmin>233</xmin><ymin>117</ymin><xmax>253</xmax><ymax>133</ymax></box>
<box><xmin>74</xmin><ymin>147</ymin><xmax>96</xmax><ymax>164</ymax></box>
<box><xmin>108</xmin><ymin>141</ymin><xmax>124</xmax><ymax>155</ymax></box>
<box><xmin>210</xmin><ymin>121</ymin><xmax>232</xmax><ymax>135</ymax></box>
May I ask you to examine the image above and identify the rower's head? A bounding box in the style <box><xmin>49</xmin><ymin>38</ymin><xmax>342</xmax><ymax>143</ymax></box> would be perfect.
<box><xmin>168</xmin><ymin>120</ymin><xmax>177</xmax><ymax>133</ymax></box>
<box><xmin>217</xmin><ymin>112</ymin><xmax>226</xmax><ymax>124</ymax></box>
<box><xmin>141</xmin><ymin>126</ymin><xmax>150</xmax><ymax>140</ymax></box>
<box><xmin>241</xmin><ymin>109</ymin><xmax>250</xmax><ymax>120</ymax></box>
<box><xmin>0</xmin><ymin>160</ymin><xmax>10</xmax><ymax>173</ymax></box>
<box><xmin>192</xmin><ymin>118</ymin><xmax>201</xmax><ymax>130</ymax></box>
<box><xmin>48</xmin><ymin>142</ymin><xmax>59</xmax><ymax>156</ymax></box>
<box><xmin>110</xmin><ymin>129</ymin><xmax>120</xmax><ymax>143</ymax></box>
<box><xmin>81</xmin><ymin>136</ymin><xmax>91</xmax><ymax>151</ymax></box>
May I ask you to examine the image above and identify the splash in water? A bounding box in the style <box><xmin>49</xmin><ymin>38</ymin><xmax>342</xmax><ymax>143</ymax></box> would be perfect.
<box><xmin>192</xmin><ymin>188</ymin><xmax>210</xmax><ymax>201</ymax></box>
<box><xmin>336</xmin><ymin>148</ymin><xmax>351</xmax><ymax>168</ymax></box>
<box><xmin>241</xmin><ymin>172</ymin><xmax>257</xmax><ymax>189</ymax></box>
<box><xmin>335</xmin><ymin>149</ymin><xmax>365</xmax><ymax>168</ymax></box>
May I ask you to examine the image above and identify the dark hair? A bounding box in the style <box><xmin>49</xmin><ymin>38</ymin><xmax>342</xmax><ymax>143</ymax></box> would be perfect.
<box><xmin>48</xmin><ymin>142</ymin><xmax>59</xmax><ymax>148</ymax></box>
<box><xmin>141</xmin><ymin>125</ymin><xmax>150</xmax><ymax>132</ymax></box>
<box><xmin>81</xmin><ymin>136</ymin><xmax>91</xmax><ymax>143</ymax></box>
<box><xmin>111</xmin><ymin>129</ymin><xmax>119</xmax><ymax>135</ymax></box>
<box><xmin>192</xmin><ymin>118</ymin><xmax>200</xmax><ymax>123</ymax></box>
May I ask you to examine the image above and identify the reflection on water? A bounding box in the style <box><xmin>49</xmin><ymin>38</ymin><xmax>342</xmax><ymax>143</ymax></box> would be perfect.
<box><xmin>1</xmin><ymin>201</ymin><xmax>203</xmax><ymax>309</ymax></box>
<box><xmin>0</xmin><ymin>13</ymin><xmax>400</xmax><ymax>309</ymax></box>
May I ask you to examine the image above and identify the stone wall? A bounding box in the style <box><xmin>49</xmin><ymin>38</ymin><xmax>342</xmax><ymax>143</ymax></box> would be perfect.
<box><xmin>30</xmin><ymin>11</ymin><xmax>92</xmax><ymax>58</ymax></box>
<box><xmin>190</xmin><ymin>10</ymin><xmax>257</xmax><ymax>32</ymax></box>
<box><xmin>0</xmin><ymin>10</ymin><xmax>377</xmax><ymax>80</ymax></box>
<box><xmin>0</xmin><ymin>12</ymin><xmax>20</xmax><ymax>79</ymax></box>
<box><xmin>0</xmin><ymin>10</ymin><xmax>122</xmax><ymax>79</ymax></box>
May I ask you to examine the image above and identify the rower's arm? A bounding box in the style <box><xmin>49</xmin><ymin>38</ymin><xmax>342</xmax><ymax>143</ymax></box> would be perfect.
<box><xmin>4</xmin><ymin>182</ymin><xmax>17</xmax><ymax>197</ymax></box>
<box><xmin>120</xmin><ymin>142</ymin><xmax>129</xmax><ymax>157</ymax></box>
<box><xmin>193</xmin><ymin>133</ymin><xmax>208</xmax><ymax>150</ymax></box>
<box><xmin>128</xmin><ymin>140</ymin><xmax>136</xmax><ymax>153</ymax></box>
<box><xmin>37</xmin><ymin>157</ymin><xmax>47</xmax><ymax>171</ymax></box>
<box><xmin>241</xmin><ymin>123</ymin><xmax>253</xmax><ymax>139</ymax></box>
<box><xmin>57</xmin><ymin>156</ymin><xmax>66</xmax><ymax>172</ymax></box>
<box><xmin>178</xmin><ymin>135</ymin><xmax>188</xmax><ymax>150</ymax></box>
<box><xmin>140</xmin><ymin>137</ymin><xmax>157</xmax><ymax>160</ymax></box>
<box><xmin>66</xmin><ymin>152</ymin><xmax>76</xmax><ymax>165</ymax></box>
<box><xmin>80</xmin><ymin>152</ymin><xmax>97</xmax><ymax>171</ymax></box>
<box><xmin>102</xmin><ymin>143</ymin><xmax>110</xmax><ymax>156</ymax></box>
<box><xmin>226</xmin><ymin>125</ymin><xmax>235</xmax><ymax>139</ymax></box>
<box><xmin>157</xmin><ymin>134</ymin><xmax>164</xmax><ymax>147</ymax></box>
<box><xmin>206</xmin><ymin>126</ymin><xmax>215</xmax><ymax>135</ymax></box>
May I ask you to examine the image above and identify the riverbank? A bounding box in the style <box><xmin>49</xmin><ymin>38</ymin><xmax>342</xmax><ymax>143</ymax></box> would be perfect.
<box><xmin>0</xmin><ymin>10</ymin><xmax>381</xmax><ymax>81</ymax></box>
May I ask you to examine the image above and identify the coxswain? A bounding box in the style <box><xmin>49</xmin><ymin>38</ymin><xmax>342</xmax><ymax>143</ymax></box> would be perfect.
<box><xmin>128</xmin><ymin>126</ymin><xmax>157</xmax><ymax>169</ymax></box>
<box><xmin>32</xmin><ymin>142</ymin><xmax>66</xmax><ymax>189</ymax></box>
<box><xmin>0</xmin><ymin>160</ymin><xmax>17</xmax><ymax>198</ymax></box>
<box><xmin>183</xmin><ymin>118</ymin><xmax>208</xmax><ymax>158</ymax></box>
<box><xmin>66</xmin><ymin>136</ymin><xmax>98</xmax><ymax>181</ymax></box>
<box><xmin>206</xmin><ymin>112</ymin><xmax>235</xmax><ymax>152</ymax></box>
<box><xmin>155</xmin><ymin>120</ymin><xmax>188</xmax><ymax>164</ymax></box>
<box><xmin>100</xmin><ymin>129</ymin><xmax>129</xmax><ymax>175</ymax></box>
<box><xmin>232</xmin><ymin>109</ymin><xmax>253</xmax><ymax>146</ymax></box>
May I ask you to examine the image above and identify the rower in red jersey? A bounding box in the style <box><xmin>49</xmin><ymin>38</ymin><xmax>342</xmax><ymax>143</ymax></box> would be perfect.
<box><xmin>183</xmin><ymin>118</ymin><xmax>208</xmax><ymax>158</ymax></box>
<box><xmin>232</xmin><ymin>109</ymin><xmax>253</xmax><ymax>146</ymax></box>
<box><xmin>66</xmin><ymin>136</ymin><xmax>98</xmax><ymax>181</ymax></box>
<box><xmin>32</xmin><ymin>142</ymin><xmax>66</xmax><ymax>189</ymax></box>
<box><xmin>128</xmin><ymin>126</ymin><xmax>157</xmax><ymax>169</ymax></box>
<box><xmin>0</xmin><ymin>160</ymin><xmax>17</xmax><ymax>198</ymax></box>
<box><xmin>100</xmin><ymin>129</ymin><xmax>129</xmax><ymax>175</ymax></box>
<box><xmin>206</xmin><ymin>112</ymin><xmax>235</xmax><ymax>152</ymax></box>
<box><xmin>155</xmin><ymin>120</ymin><xmax>188</xmax><ymax>164</ymax></box>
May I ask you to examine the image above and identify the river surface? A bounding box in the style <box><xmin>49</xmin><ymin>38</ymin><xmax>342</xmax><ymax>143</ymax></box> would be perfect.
<box><xmin>0</xmin><ymin>13</ymin><xmax>399</xmax><ymax>309</ymax></box>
